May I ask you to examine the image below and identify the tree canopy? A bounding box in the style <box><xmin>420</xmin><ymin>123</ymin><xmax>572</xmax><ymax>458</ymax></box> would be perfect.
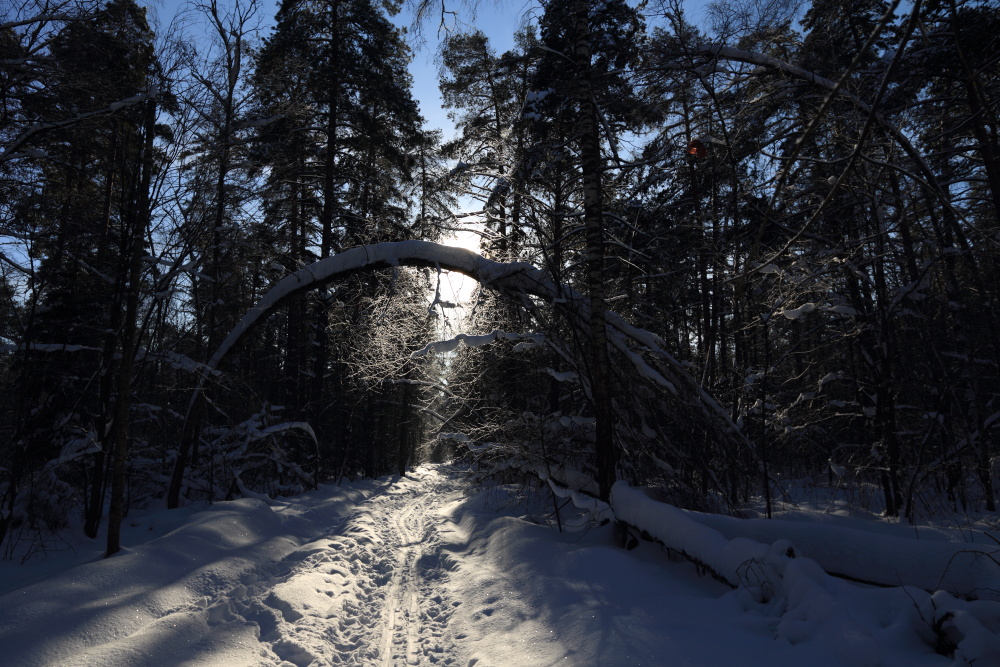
<box><xmin>1</xmin><ymin>0</ymin><xmax>998</xmax><ymax>559</ymax></box>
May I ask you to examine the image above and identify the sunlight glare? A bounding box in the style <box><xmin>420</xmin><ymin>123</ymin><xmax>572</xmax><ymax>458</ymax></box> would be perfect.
<box><xmin>437</xmin><ymin>223</ymin><xmax>483</xmax><ymax>307</ymax></box>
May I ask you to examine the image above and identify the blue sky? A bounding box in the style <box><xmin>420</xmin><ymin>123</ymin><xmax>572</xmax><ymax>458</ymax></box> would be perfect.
<box><xmin>147</xmin><ymin>0</ymin><xmax>530</xmax><ymax>138</ymax></box>
<box><xmin>393</xmin><ymin>1</ymin><xmax>529</xmax><ymax>136</ymax></box>
<box><xmin>147</xmin><ymin>0</ymin><xmax>711</xmax><ymax>138</ymax></box>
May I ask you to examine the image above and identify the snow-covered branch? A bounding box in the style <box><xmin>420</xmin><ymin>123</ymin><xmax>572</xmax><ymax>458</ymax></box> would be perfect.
<box><xmin>205</xmin><ymin>242</ymin><xmax>746</xmax><ymax>447</ymax></box>
<box><xmin>409</xmin><ymin>330</ymin><xmax>545</xmax><ymax>358</ymax></box>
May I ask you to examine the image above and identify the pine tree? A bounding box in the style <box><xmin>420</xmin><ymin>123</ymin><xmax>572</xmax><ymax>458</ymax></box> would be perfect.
<box><xmin>533</xmin><ymin>0</ymin><xmax>648</xmax><ymax>500</ymax></box>
<box><xmin>440</xmin><ymin>28</ymin><xmax>536</xmax><ymax>260</ymax></box>
<box><xmin>166</xmin><ymin>0</ymin><xmax>429</xmax><ymax>507</ymax></box>
<box><xmin>0</xmin><ymin>0</ymin><xmax>165</xmax><ymax>551</ymax></box>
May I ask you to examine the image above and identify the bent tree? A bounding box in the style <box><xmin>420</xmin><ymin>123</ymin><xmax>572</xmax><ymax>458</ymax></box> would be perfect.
<box><xmin>166</xmin><ymin>241</ymin><xmax>752</xmax><ymax>509</ymax></box>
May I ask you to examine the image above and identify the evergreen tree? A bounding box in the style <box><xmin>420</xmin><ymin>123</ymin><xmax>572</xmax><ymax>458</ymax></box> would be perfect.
<box><xmin>169</xmin><ymin>0</ymin><xmax>431</xmax><ymax>501</ymax></box>
<box><xmin>440</xmin><ymin>28</ymin><xmax>536</xmax><ymax>260</ymax></box>
<box><xmin>0</xmin><ymin>0</ymin><xmax>165</xmax><ymax>551</ymax></box>
<box><xmin>530</xmin><ymin>0</ymin><xmax>649</xmax><ymax>500</ymax></box>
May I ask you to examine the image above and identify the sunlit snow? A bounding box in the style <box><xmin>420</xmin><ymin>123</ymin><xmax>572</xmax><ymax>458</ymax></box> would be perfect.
<box><xmin>1</xmin><ymin>465</ymin><xmax>998</xmax><ymax>666</ymax></box>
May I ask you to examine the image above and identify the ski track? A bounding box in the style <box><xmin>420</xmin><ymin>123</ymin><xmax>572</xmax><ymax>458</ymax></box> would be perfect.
<box><xmin>205</xmin><ymin>466</ymin><xmax>464</xmax><ymax>666</ymax></box>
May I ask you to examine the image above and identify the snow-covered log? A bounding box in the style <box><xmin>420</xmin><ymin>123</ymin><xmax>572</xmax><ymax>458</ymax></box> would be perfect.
<box><xmin>611</xmin><ymin>481</ymin><xmax>1000</xmax><ymax>601</ymax></box>
<box><xmin>677</xmin><ymin>505</ymin><xmax>1000</xmax><ymax>602</ymax></box>
<box><xmin>611</xmin><ymin>482</ymin><xmax>753</xmax><ymax>587</ymax></box>
<box><xmin>611</xmin><ymin>481</ymin><xmax>1000</xmax><ymax>662</ymax></box>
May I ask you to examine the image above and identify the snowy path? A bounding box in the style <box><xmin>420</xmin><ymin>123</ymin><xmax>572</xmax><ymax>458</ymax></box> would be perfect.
<box><xmin>375</xmin><ymin>478</ymin><xmax>458</xmax><ymax>666</ymax></box>
<box><xmin>0</xmin><ymin>467</ymin><xmax>468</xmax><ymax>667</ymax></box>
<box><xmin>0</xmin><ymin>464</ymin><xmax>974</xmax><ymax>666</ymax></box>
<box><xmin>228</xmin><ymin>467</ymin><xmax>464</xmax><ymax>666</ymax></box>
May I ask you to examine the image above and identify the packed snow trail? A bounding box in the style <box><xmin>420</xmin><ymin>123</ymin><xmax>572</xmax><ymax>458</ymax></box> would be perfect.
<box><xmin>0</xmin><ymin>466</ymin><xmax>467</xmax><ymax>667</ymax></box>
<box><xmin>218</xmin><ymin>466</ymin><xmax>465</xmax><ymax>666</ymax></box>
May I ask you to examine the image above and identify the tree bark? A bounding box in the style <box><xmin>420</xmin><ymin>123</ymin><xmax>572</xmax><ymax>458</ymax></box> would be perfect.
<box><xmin>574</xmin><ymin>0</ymin><xmax>617</xmax><ymax>502</ymax></box>
<box><xmin>106</xmin><ymin>96</ymin><xmax>156</xmax><ymax>557</ymax></box>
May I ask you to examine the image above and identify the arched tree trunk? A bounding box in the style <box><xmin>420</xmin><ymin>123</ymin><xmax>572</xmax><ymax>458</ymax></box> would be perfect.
<box><xmin>166</xmin><ymin>241</ymin><xmax>750</xmax><ymax>509</ymax></box>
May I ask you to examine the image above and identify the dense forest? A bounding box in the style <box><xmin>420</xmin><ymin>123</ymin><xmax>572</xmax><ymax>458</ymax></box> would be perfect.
<box><xmin>1</xmin><ymin>0</ymin><xmax>998</xmax><ymax>560</ymax></box>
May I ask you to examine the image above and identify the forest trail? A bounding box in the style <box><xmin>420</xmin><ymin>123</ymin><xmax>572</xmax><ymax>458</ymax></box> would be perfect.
<box><xmin>0</xmin><ymin>466</ymin><xmax>476</xmax><ymax>667</ymax></box>
<box><xmin>241</xmin><ymin>466</ymin><xmax>465</xmax><ymax>666</ymax></box>
<box><xmin>0</xmin><ymin>463</ymin><xmax>976</xmax><ymax>666</ymax></box>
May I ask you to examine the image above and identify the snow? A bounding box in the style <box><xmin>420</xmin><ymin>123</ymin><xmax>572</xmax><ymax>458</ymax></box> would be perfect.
<box><xmin>524</xmin><ymin>89</ymin><xmax>554</xmax><ymax>103</ymax></box>
<box><xmin>411</xmin><ymin>330</ymin><xmax>499</xmax><ymax>357</ymax></box>
<box><xmin>196</xmin><ymin>242</ymin><xmax>740</xmax><ymax>489</ymax></box>
<box><xmin>687</xmin><ymin>43</ymin><xmax>938</xmax><ymax>190</ymax></box>
<box><xmin>781</xmin><ymin>302</ymin><xmax>818</xmax><ymax>319</ymax></box>
<box><xmin>203</xmin><ymin>241</ymin><xmax>699</xmax><ymax>417</ymax></box>
<box><xmin>410</xmin><ymin>330</ymin><xmax>546</xmax><ymax>358</ymax></box>
<box><xmin>438</xmin><ymin>432</ymin><xmax>470</xmax><ymax>442</ymax></box>
<box><xmin>260</xmin><ymin>421</ymin><xmax>318</xmax><ymax>442</ymax></box>
<box><xmin>0</xmin><ymin>342</ymin><xmax>101</xmax><ymax>353</ymax></box>
<box><xmin>819</xmin><ymin>372</ymin><xmax>844</xmax><ymax>388</ymax></box>
<box><xmin>828</xmin><ymin>459</ymin><xmax>848</xmax><ymax>477</ymax></box>
<box><xmin>693</xmin><ymin>63</ymin><xmax>731</xmax><ymax>77</ymax></box>
<box><xmin>0</xmin><ymin>466</ymin><xmax>994</xmax><ymax>665</ymax></box>
<box><xmin>56</xmin><ymin>435</ymin><xmax>102</xmax><ymax>464</ymax></box>
<box><xmin>543</xmin><ymin>366</ymin><xmax>578</xmax><ymax>382</ymax></box>
<box><xmin>209</xmin><ymin>242</ymin><xmax>548</xmax><ymax>371</ymax></box>
<box><xmin>611</xmin><ymin>482</ymin><xmax>1000</xmax><ymax>665</ymax></box>
<box><xmin>0</xmin><ymin>477</ymin><xmax>384</xmax><ymax>666</ymax></box>
<box><xmin>671</xmin><ymin>503</ymin><xmax>1000</xmax><ymax>601</ymax></box>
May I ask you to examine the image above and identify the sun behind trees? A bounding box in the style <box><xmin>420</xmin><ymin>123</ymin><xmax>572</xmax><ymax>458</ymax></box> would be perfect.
<box><xmin>0</xmin><ymin>0</ymin><xmax>998</xmax><ymax>560</ymax></box>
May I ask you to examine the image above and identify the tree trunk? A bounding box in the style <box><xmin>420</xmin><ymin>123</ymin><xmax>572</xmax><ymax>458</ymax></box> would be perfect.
<box><xmin>574</xmin><ymin>0</ymin><xmax>616</xmax><ymax>502</ymax></box>
<box><xmin>107</xmin><ymin>96</ymin><xmax>156</xmax><ymax>557</ymax></box>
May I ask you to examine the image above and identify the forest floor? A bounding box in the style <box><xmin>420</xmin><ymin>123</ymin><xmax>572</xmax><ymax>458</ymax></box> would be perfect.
<box><xmin>0</xmin><ymin>464</ymin><xmax>976</xmax><ymax>666</ymax></box>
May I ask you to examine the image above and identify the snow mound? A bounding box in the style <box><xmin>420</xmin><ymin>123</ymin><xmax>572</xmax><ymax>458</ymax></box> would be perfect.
<box><xmin>0</xmin><ymin>479</ymin><xmax>387</xmax><ymax>666</ymax></box>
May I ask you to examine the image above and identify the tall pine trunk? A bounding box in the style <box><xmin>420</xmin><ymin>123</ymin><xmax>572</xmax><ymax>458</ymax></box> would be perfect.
<box><xmin>574</xmin><ymin>0</ymin><xmax>616</xmax><ymax>502</ymax></box>
<box><xmin>106</xmin><ymin>95</ymin><xmax>157</xmax><ymax>557</ymax></box>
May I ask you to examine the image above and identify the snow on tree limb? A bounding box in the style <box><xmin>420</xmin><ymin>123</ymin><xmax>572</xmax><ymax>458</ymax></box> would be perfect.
<box><xmin>609</xmin><ymin>336</ymin><xmax>676</xmax><ymax>394</ymax></box>
<box><xmin>409</xmin><ymin>330</ymin><xmax>545</xmax><ymax>358</ymax></box>
<box><xmin>209</xmin><ymin>241</ymin><xmax>549</xmax><ymax>370</ymax></box>
<box><xmin>1</xmin><ymin>91</ymin><xmax>157</xmax><ymax>164</ymax></box>
<box><xmin>201</xmin><ymin>242</ymin><xmax>747</xmax><ymax>447</ymax></box>
<box><xmin>176</xmin><ymin>241</ymin><xmax>751</xmax><ymax>505</ymax></box>
<box><xmin>0</xmin><ymin>13</ymin><xmax>90</xmax><ymax>31</ymax></box>
<box><xmin>259</xmin><ymin>421</ymin><xmax>318</xmax><ymax>445</ymax></box>
<box><xmin>544</xmin><ymin>367</ymin><xmax>578</xmax><ymax>383</ymax></box>
<box><xmin>0</xmin><ymin>343</ymin><xmax>102</xmax><ymax>353</ymax></box>
<box><xmin>206</xmin><ymin>242</ymin><xmax>738</xmax><ymax>433</ymax></box>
